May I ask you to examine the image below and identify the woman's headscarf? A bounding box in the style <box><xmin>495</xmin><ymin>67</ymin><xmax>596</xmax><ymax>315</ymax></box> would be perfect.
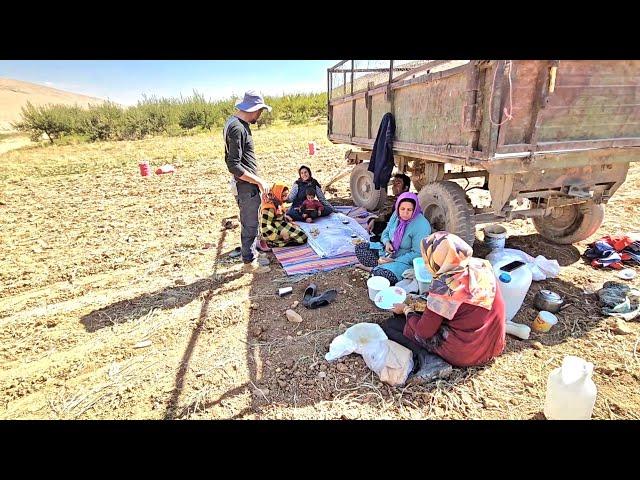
<box><xmin>296</xmin><ymin>165</ymin><xmax>321</xmax><ymax>189</ymax></box>
<box><xmin>261</xmin><ymin>182</ymin><xmax>289</xmax><ymax>214</ymax></box>
<box><xmin>421</xmin><ymin>231</ymin><xmax>496</xmax><ymax>320</ymax></box>
<box><xmin>391</xmin><ymin>192</ymin><xmax>422</xmax><ymax>252</ymax></box>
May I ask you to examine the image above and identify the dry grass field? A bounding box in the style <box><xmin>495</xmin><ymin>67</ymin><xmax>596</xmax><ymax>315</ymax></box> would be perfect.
<box><xmin>1</xmin><ymin>123</ymin><xmax>638</xmax><ymax>419</ymax></box>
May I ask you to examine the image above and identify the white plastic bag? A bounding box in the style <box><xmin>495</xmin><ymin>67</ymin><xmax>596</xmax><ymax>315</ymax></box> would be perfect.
<box><xmin>486</xmin><ymin>248</ymin><xmax>560</xmax><ymax>281</ymax></box>
<box><xmin>325</xmin><ymin>324</ymin><xmax>414</xmax><ymax>386</ymax></box>
<box><xmin>361</xmin><ymin>340</ymin><xmax>390</xmax><ymax>375</ymax></box>
<box><xmin>325</xmin><ymin>323</ymin><xmax>387</xmax><ymax>361</ymax></box>
<box><xmin>378</xmin><ymin>340</ymin><xmax>414</xmax><ymax>386</ymax></box>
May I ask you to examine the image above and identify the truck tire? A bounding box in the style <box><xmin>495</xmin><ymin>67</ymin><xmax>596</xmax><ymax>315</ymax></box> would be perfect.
<box><xmin>349</xmin><ymin>162</ymin><xmax>387</xmax><ymax>211</ymax></box>
<box><xmin>532</xmin><ymin>203</ymin><xmax>604</xmax><ymax>244</ymax></box>
<box><xmin>418</xmin><ymin>181</ymin><xmax>476</xmax><ymax>246</ymax></box>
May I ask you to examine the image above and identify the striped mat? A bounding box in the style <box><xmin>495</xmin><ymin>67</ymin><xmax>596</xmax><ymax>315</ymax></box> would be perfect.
<box><xmin>272</xmin><ymin>206</ymin><xmax>371</xmax><ymax>276</ymax></box>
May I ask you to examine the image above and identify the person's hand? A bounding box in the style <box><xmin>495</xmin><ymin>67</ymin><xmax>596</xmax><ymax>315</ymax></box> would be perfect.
<box><xmin>366</xmin><ymin>220</ymin><xmax>374</xmax><ymax>233</ymax></box>
<box><xmin>258</xmin><ymin>180</ymin><xmax>270</xmax><ymax>202</ymax></box>
<box><xmin>384</xmin><ymin>242</ymin><xmax>395</xmax><ymax>255</ymax></box>
<box><xmin>378</xmin><ymin>257</ymin><xmax>392</xmax><ymax>265</ymax></box>
<box><xmin>391</xmin><ymin>303</ymin><xmax>406</xmax><ymax>315</ymax></box>
<box><xmin>281</xmin><ymin>230</ymin><xmax>290</xmax><ymax>241</ymax></box>
<box><xmin>284</xmin><ymin>215</ymin><xmax>293</xmax><ymax>222</ymax></box>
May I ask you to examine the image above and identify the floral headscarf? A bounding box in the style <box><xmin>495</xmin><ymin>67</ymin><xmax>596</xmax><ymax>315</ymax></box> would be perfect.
<box><xmin>421</xmin><ymin>231</ymin><xmax>496</xmax><ymax>320</ymax></box>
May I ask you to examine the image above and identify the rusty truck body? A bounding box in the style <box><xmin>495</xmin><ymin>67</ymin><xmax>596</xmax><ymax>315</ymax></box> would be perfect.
<box><xmin>327</xmin><ymin>60</ymin><xmax>640</xmax><ymax>245</ymax></box>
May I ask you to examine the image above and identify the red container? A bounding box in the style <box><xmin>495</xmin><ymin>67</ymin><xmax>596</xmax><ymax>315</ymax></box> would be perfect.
<box><xmin>138</xmin><ymin>161</ymin><xmax>151</xmax><ymax>177</ymax></box>
<box><xmin>308</xmin><ymin>142</ymin><xmax>316</xmax><ymax>155</ymax></box>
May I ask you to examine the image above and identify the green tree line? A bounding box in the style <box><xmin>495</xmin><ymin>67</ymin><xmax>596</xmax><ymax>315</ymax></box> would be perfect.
<box><xmin>12</xmin><ymin>91</ymin><xmax>327</xmax><ymax>144</ymax></box>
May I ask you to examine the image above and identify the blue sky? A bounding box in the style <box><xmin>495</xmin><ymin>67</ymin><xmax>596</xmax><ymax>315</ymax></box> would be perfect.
<box><xmin>0</xmin><ymin>60</ymin><xmax>341</xmax><ymax>105</ymax></box>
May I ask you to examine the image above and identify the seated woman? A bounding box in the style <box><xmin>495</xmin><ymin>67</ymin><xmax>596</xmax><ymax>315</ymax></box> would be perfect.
<box><xmin>366</xmin><ymin>173</ymin><xmax>411</xmax><ymax>242</ymax></box>
<box><xmin>355</xmin><ymin>192</ymin><xmax>431</xmax><ymax>285</ymax></box>
<box><xmin>286</xmin><ymin>165</ymin><xmax>335</xmax><ymax>221</ymax></box>
<box><xmin>383</xmin><ymin>231</ymin><xmax>506</xmax><ymax>378</ymax></box>
<box><xmin>260</xmin><ymin>182</ymin><xmax>308</xmax><ymax>248</ymax></box>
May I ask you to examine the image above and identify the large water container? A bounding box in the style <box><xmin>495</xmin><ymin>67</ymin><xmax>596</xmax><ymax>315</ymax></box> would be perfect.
<box><xmin>492</xmin><ymin>258</ymin><xmax>532</xmax><ymax>322</ymax></box>
<box><xmin>544</xmin><ymin>356</ymin><xmax>597</xmax><ymax>420</ymax></box>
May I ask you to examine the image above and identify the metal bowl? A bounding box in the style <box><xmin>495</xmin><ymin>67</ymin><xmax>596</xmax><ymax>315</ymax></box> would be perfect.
<box><xmin>533</xmin><ymin>289</ymin><xmax>564</xmax><ymax>313</ymax></box>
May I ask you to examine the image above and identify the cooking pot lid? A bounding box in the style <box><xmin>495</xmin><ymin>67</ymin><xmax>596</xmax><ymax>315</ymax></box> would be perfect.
<box><xmin>539</xmin><ymin>289</ymin><xmax>562</xmax><ymax>302</ymax></box>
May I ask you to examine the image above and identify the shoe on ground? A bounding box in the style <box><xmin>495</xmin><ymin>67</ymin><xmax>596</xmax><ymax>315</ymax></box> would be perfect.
<box><xmin>242</xmin><ymin>259</ymin><xmax>271</xmax><ymax>274</ymax></box>
<box><xmin>407</xmin><ymin>351</ymin><xmax>453</xmax><ymax>385</ymax></box>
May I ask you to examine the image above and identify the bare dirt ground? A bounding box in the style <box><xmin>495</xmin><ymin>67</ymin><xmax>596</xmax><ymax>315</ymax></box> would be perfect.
<box><xmin>1</xmin><ymin>124</ymin><xmax>638</xmax><ymax>419</ymax></box>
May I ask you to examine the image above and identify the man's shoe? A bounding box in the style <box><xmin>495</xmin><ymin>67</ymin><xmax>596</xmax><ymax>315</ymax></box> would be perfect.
<box><xmin>242</xmin><ymin>259</ymin><xmax>271</xmax><ymax>274</ymax></box>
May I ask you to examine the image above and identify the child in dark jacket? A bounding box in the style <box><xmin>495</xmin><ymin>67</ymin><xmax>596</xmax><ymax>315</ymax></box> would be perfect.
<box><xmin>297</xmin><ymin>187</ymin><xmax>324</xmax><ymax>223</ymax></box>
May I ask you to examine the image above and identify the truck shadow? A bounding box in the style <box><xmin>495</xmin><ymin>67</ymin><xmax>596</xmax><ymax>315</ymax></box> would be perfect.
<box><xmin>99</xmin><ymin>212</ymin><xmax>603</xmax><ymax>419</ymax></box>
<box><xmin>177</xmin><ymin>245</ymin><xmax>605</xmax><ymax>419</ymax></box>
<box><xmin>472</xmin><ymin>232</ymin><xmax>582</xmax><ymax>267</ymax></box>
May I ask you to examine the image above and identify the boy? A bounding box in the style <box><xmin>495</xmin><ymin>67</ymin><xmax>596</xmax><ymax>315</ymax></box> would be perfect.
<box><xmin>297</xmin><ymin>186</ymin><xmax>324</xmax><ymax>223</ymax></box>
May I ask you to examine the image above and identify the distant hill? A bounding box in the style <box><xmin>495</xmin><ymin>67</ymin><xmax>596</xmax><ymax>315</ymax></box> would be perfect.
<box><xmin>0</xmin><ymin>78</ymin><xmax>108</xmax><ymax>131</ymax></box>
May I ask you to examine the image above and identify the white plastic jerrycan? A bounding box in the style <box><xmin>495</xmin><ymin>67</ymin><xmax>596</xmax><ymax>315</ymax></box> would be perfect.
<box><xmin>493</xmin><ymin>258</ymin><xmax>533</xmax><ymax>322</ymax></box>
<box><xmin>544</xmin><ymin>356</ymin><xmax>597</xmax><ymax>420</ymax></box>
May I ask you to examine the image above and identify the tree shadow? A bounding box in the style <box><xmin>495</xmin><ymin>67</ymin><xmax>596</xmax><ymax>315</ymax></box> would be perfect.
<box><xmin>80</xmin><ymin>215</ymin><xmax>243</xmax><ymax>334</ymax></box>
<box><xmin>164</xmin><ymin>213</ymin><xmax>255</xmax><ymax>420</ymax></box>
<box><xmin>80</xmin><ymin>269</ymin><xmax>243</xmax><ymax>333</ymax></box>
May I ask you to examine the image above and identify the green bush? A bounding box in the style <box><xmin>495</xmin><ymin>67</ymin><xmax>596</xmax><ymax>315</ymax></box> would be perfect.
<box><xmin>82</xmin><ymin>102</ymin><xmax>125</xmax><ymax>141</ymax></box>
<box><xmin>13</xmin><ymin>91</ymin><xmax>328</xmax><ymax>144</ymax></box>
<box><xmin>12</xmin><ymin>102</ymin><xmax>80</xmax><ymax>143</ymax></box>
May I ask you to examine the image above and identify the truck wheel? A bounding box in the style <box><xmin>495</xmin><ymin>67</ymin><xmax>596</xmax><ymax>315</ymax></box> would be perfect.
<box><xmin>418</xmin><ymin>181</ymin><xmax>476</xmax><ymax>246</ymax></box>
<box><xmin>349</xmin><ymin>162</ymin><xmax>387</xmax><ymax>211</ymax></box>
<box><xmin>532</xmin><ymin>203</ymin><xmax>604</xmax><ymax>244</ymax></box>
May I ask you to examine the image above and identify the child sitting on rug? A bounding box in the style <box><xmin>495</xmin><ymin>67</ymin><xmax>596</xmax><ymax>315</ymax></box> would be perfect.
<box><xmin>296</xmin><ymin>187</ymin><xmax>325</xmax><ymax>223</ymax></box>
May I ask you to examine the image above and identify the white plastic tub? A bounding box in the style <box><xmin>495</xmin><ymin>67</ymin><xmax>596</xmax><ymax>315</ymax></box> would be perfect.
<box><xmin>367</xmin><ymin>276</ymin><xmax>390</xmax><ymax>302</ymax></box>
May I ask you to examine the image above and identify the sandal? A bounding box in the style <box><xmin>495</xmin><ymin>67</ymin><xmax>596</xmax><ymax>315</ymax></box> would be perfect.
<box><xmin>305</xmin><ymin>289</ymin><xmax>338</xmax><ymax>309</ymax></box>
<box><xmin>302</xmin><ymin>284</ymin><xmax>317</xmax><ymax>308</ymax></box>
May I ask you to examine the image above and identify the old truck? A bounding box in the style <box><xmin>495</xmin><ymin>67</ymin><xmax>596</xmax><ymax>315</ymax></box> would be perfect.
<box><xmin>327</xmin><ymin>60</ymin><xmax>640</xmax><ymax>246</ymax></box>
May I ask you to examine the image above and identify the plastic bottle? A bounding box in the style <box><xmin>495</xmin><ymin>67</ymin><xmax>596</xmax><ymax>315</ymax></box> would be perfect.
<box><xmin>544</xmin><ymin>356</ymin><xmax>597</xmax><ymax>420</ymax></box>
<box><xmin>493</xmin><ymin>259</ymin><xmax>533</xmax><ymax>322</ymax></box>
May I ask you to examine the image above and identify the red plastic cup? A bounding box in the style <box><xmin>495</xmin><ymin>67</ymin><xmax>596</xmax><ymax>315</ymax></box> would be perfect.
<box><xmin>138</xmin><ymin>161</ymin><xmax>151</xmax><ymax>177</ymax></box>
<box><xmin>308</xmin><ymin>142</ymin><xmax>316</xmax><ymax>155</ymax></box>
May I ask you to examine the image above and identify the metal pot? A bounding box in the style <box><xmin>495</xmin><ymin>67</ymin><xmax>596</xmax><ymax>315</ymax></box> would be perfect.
<box><xmin>533</xmin><ymin>289</ymin><xmax>564</xmax><ymax>313</ymax></box>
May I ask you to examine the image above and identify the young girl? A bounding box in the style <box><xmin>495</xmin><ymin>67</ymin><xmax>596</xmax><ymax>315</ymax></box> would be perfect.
<box><xmin>260</xmin><ymin>182</ymin><xmax>308</xmax><ymax>248</ymax></box>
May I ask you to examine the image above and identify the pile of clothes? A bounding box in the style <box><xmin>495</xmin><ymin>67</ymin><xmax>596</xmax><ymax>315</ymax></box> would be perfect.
<box><xmin>584</xmin><ymin>234</ymin><xmax>640</xmax><ymax>269</ymax></box>
<box><xmin>597</xmin><ymin>281</ymin><xmax>640</xmax><ymax>321</ymax></box>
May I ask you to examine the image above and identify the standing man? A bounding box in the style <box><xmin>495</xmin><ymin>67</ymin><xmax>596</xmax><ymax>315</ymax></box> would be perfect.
<box><xmin>224</xmin><ymin>90</ymin><xmax>272</xmax><ymax>273</ymax></box>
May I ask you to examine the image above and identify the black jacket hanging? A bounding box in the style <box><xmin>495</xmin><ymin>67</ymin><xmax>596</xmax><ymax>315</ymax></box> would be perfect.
<box><xmin>367</xmin><ymin>112</ymin><xmax>396</xmax><ymax>190</ymax></box>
